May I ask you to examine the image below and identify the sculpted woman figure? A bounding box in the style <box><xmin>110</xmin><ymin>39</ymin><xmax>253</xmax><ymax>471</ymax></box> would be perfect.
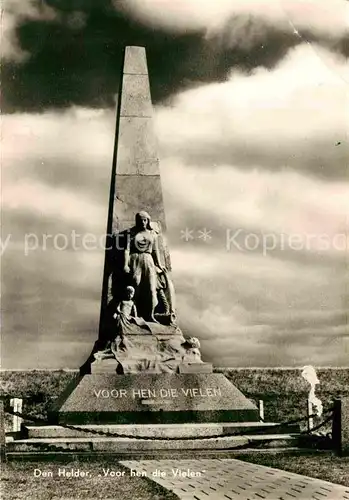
<box><xmin>124</xmin><ymin>211</ymin><xmax>165</xmax><ymax>322</ymax></box>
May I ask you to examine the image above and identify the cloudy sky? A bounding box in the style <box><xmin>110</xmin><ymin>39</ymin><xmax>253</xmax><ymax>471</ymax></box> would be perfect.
<box><xmin>2</xmin><ymin>0</ymin><xmax>349</xmax><ymax>369</ymax></box>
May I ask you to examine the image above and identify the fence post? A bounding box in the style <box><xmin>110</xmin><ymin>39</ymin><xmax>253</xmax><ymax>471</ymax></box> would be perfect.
<box><xmin>10</xmin><ymin>398</ymin><xmax>23</xmax><ymax>433</ymax></box>
<box><xmin>10</xmin><ymin>399</ymin><xmax>15</xmax><ymax>432</ymax></box>
<box><xmin>258</xmin><ymin>400</ymin><xmax>264</xmax><ymax>422</ymax></box>
<box><xmin>332</xmin><ymin>398</ymin><xmax>342</xmax><ymax>456</ymax></box>
<box><xmin>16</xmin><ymin>398</ymin><xmax>23</xmax><ymax>432</ymax></box>
<box><xmin>0</xmin><ymin>401</ymin><xmax>6</xmax><ymax>463</ymax></box>
<box><xmin>307</xmin><ymin>399</ymin><xmax>314</xmax><ymax>432</ymax></box>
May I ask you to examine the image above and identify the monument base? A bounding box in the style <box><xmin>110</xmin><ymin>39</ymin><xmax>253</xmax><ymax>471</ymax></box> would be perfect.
<box><xmin>49</xmin><ymin>373</ymin><xmax>259</xmax><ymax>425</ymax></box>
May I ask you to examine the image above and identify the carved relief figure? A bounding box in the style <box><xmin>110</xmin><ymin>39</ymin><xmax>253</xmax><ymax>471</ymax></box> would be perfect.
<box><xmin>124</xmin><ymin>211</ymin><xmax>165</xmax><ymax>322</ymax></box>
<box><xmin>113</xmin><ymin>286</ymin><xmax>152</xmax><ymax>336</ymax></box>
<box><xmin>156</xmin><ymin>269</ymin><xmax>176</xmax><ymax>324</ymax></box>
<box><xmin>182</xmin><ymin>337</ymin><xmax>202</xmax><ymax>363</ymax></box>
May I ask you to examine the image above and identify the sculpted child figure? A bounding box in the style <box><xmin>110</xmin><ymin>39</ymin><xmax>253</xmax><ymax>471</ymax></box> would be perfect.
<box><xmin>93</xmin><ymin>286</ymin><xmax>150</xmax><ymax>362</ymax></box>
<box><xmin>114</xmin><ymin>285</ymin><xmax>138</xmax><ymax>320</ymax></box>
<box><xmin>113</xmin><ymin>286</ymin><xmax>151</xmax><ymax>336</ymax></box>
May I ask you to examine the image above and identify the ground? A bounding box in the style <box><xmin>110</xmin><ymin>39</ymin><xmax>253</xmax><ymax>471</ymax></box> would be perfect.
<box><xmin>235</xmin><ymin>451</ymin><xmax>349</xmax><ymax>487</ymax></box>
<box><xmin>1</xmin><ymin>460</ymin><xmax>178</xmax><ymax>500</ymax></box>
<box><xmin>1</xmin><ymin>453</ymin><xmax>349</xmax><ymax>500</ymax></box>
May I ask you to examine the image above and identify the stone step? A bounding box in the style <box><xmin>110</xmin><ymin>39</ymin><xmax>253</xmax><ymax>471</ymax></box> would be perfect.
<box><xmin>222</xmin><ymin>422</ymin><xmax>300</xmax><ymax>435</ymax></box>
<box><xmin>23</xmin><ymin>421</ymin><xmax>299</xmax><ymax>439</ymax></box>
<box><xmin>5</xmin><ymin>447</ymin><xmax>320</xmax><ymax>462</ymax></box>
<box><xmin>7</xmin><ymin>433</ymin><xmax>300</xmax><ymax>453</ymax></box>
<box><xmin>23</xmin><ymin>423</ymin><xmax>224</xmax><ymax>439</ymax></box>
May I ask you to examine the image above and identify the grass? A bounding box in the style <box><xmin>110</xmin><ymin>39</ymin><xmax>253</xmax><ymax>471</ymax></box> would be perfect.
<box><xmin>1</xmin><ymin>460</ymin><xmax>178</xmax><ymax>500</ymax></box>
<box><xmin>218</xmin><ymin>367</ymin><xmax>349</xmax><ymax>425</ymax></box>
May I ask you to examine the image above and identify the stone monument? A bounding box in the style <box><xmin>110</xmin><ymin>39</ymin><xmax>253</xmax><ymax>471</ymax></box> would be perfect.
<box><xmin>50</xmin><ymin>46</ymin><xmax>258</xmax><ymax>426</ymax></box>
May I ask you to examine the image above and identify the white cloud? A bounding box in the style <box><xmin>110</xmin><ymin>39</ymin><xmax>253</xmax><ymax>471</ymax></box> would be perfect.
<box><xmin>156</xmin><ymin>46</ymin><xmax>349</xmax><ymax>255</ymax></box>
<box><xmin>2</xmin><ymin>107</ymin><xmax>116</xmax><ymax>229</ymax></box>
<box><xmin>171</xmin><ymin>246</ymin><xmax>347</xmax><ymax>366</ymax></box>
<box><xmin>2</xmin><ymin>107</ymin><xmax>115</xmax><ymax>166</ymax></box>
<box><xmin>2</xmin><ymin>181</ymin><xmax>105</xmax><ymax>228</ymax></box>
<box><xmin>162</xmin><ymin>162</ymin><xmax>349</xmax><ymax>254</ymax></box>
<box><xmin>156</xmin><ymin>44</ymin><xmax>349</xmax><ymax>178</ymax></box>
<box><xmin>120</xmin><ymin>0</ymin><xmax>349</xmax><ymax>38</ymax></box>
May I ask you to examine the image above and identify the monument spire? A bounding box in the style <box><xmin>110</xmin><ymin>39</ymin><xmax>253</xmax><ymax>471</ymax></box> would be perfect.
<box><xmin>111</xmin><ymin>46</ymin><xmax>166</xmax><ymax>233</ymax></box>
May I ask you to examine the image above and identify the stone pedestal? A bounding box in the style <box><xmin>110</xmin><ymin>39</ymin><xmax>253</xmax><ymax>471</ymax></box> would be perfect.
<box><xmin>49</xmin><ymin>373</ymin><xmax>259</xmax><ymax>425</ymax></box>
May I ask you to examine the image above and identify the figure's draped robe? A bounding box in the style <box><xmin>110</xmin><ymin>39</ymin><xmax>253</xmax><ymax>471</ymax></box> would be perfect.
<box><xmin>128</xmin><ymin>229</ymin><xmax>159</xmax><ymax>319</ymax></box>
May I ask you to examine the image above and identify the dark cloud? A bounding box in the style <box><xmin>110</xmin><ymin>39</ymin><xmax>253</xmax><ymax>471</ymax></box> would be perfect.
<box><xmin>3</xmin><ymin>0</ymin><xmax>335</xmax><ymax>113</ymax></box>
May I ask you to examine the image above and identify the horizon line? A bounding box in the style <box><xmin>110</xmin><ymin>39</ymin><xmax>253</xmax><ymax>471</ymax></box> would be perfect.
<box><xmin>1</xmin><ymin>366</ymin><xmax>348</xmax><ymax>372</ymax></box>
